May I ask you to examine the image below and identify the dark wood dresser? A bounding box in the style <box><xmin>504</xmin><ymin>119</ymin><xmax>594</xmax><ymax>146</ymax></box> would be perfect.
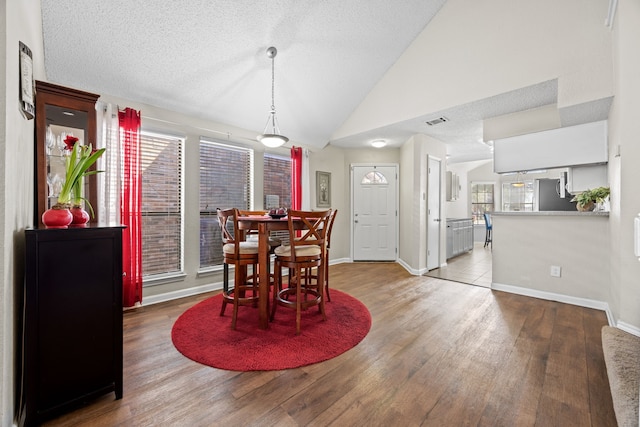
<box><xmin>21</xmin><ymin>227</ymin><xmax>123</xmax><ymax>426</ymax></box>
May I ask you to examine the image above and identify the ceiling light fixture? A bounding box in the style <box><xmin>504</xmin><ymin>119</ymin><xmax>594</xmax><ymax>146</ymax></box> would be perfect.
<box><xmin>512</xmin><ymin>171</ymin><xmax>525</xmax><ymax>187</ymax></box>
<box><xmin>257</xmin><ymin>47</ymin><xmax>288</xmax><ymax>148</ymax></box>
<box><xmin>371</xmin><ymin>139</ymin><xmax>387</xmax><ymax>148</ymax></box>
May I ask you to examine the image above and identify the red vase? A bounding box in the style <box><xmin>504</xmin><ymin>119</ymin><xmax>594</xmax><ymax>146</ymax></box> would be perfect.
<box><xmin>69</xmin><ymin>206</ymin><xmax>90</xmax><ymax>228</ymax></box>
<box><xmin>42</xmin><ymin>205</ymin><xmax>73</xmax><ymax>229</ymax></box>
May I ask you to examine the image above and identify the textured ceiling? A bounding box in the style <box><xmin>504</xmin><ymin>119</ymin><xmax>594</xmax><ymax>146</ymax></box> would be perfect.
<box><xmin>40</xmin><ymin>1</ymin><xmax>445</xmax><ymax>145</ymax></box>
<box><xmin>40</xmin><ymin>0</ymin><xmax>611</xmax><ymax>163</ymax></box>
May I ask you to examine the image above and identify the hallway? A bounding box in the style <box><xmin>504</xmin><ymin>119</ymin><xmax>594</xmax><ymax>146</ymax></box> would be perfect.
<box><xmin>425</xmin><ymin>242</ymin><xmax>492</xmax><ymax>287</ymax></box>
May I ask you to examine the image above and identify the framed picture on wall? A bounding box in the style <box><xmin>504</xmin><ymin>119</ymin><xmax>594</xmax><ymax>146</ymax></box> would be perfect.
<box><xmin>316</xmin><ymin>171</ymin><xmax>331</xmax><ymax>208</ymax></box>
<box><xmin>19</xmin><ymin>41</ymin><xmax>35</xmax><ymax>120</ymax></box>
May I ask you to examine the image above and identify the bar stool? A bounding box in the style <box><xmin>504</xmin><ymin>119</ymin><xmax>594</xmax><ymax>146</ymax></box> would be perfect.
<box><xmin>271</xmin><ymin>209</ymin><xmax>331</xmax><ymax>335</ymax></box>
<box><xmin>301</xmin><ymin>209</ymin><xmax>337</xmax><ymax>301</ymax></box>
<box><xmin>217</xmin><ymin>208</ymin><xmax>260</xmax><ymax>329</ymax></box>
<box><xmin>483</xmin><ymin>212</ymin><xmax>492</xmax><ymax>249</ymax></box>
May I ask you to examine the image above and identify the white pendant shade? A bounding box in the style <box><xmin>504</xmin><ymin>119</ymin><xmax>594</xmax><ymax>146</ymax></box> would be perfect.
<box><xmin>257</xmin><ymin>133</ymin><xmax>288</xmax><ymax>148</ymax></box>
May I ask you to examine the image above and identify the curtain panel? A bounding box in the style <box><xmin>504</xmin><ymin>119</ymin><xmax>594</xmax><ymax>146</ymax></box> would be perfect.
<box><xmin>119</xmin><ymin>108</ymin><xmax>143</xmax><ymax>307</ymax></box>
<box><xmin>291</xmin><ymin>146</ymin><xmax>303</xmax><ymax>210</ymax></box>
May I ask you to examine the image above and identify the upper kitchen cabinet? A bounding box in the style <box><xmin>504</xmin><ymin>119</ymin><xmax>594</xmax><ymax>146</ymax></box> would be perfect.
<box><xmin>493</xmin><ymin>120</ymin><xmax>608</xmax><ymax>174</ymax></box>
<box><xmin>34</xmin><ymin>81</ymin><xmax>100</xmax><ymax>228</ymax></box>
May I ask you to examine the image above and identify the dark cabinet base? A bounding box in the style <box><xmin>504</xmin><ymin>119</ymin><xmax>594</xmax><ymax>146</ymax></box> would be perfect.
<box><xmin>21</xmin><ymin>227</ymin><xmax>123</xmax><ymax>426</ymax></box>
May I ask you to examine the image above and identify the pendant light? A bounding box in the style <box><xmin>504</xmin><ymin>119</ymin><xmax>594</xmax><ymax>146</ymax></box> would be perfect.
<box><xmin>257</xmin><ymin>47</ymin><xmax>288</xmax><ymax>148</ymax></box>
<box><xmin>512</xmin><ymin>171</ymin><xmax>525</xmax><ymax>187</ymax></box>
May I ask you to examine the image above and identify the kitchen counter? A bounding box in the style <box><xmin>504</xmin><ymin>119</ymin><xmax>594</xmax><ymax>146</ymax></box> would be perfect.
<box><xmin>492</xmin><ymin>211</ymin><xmax>609</xmax><ymax>217</ymax></box>
<box><xmin>490</xmin><ymin>211</ymin><xmax>610</xmax><ymax>305</ymax></box>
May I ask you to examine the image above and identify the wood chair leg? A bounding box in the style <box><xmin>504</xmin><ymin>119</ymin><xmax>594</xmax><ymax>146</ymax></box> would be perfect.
<box><xmin>231</xmin><ymin>265</ymin><xmax>243</xmax><ymax>330</ymax></box>
<box><xmin>318</xmin><ymin>264</ymin><xmax>327</xmax><ymax>321</ymax></box>
<box><xmin>324</xmin><ymin>259</ymin><xmax>331</xmax><ymax>302</ymax></box>
<box><xmin>296</xmin><ymin>267</ymin><xmax>302</xmax><ymax>335</ymax></box>
<box><xmin>270</xmin><ymin>261</ymin><xmax>281</xmax><ymax>321</ymax></box>
<box><xmin>220</xmin><ymin>263</ymin><xmax>229</xmax><ymax>316</ymax></box>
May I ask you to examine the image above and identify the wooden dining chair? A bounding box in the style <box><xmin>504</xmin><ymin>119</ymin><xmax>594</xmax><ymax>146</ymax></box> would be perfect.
<box><xmin>300</xmin><ymin>208</ymin><xmax>337</xmax><ymax>302</ymax></box>
<box><xmin>217</xmin><ymin>208</ymin><xmax>260</xmax><ymax>329</ymax></box>
<box><xmin>271</xmin><ymin>209</ymin><xmax>331</xmax><ymax>335</ymax></box>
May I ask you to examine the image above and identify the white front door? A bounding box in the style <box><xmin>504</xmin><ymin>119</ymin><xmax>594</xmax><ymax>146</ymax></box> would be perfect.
<box><xmin>352</xmin><ymin>165</ymin><xmax>398</xmax><ymax>261</ymax></box>
<box><xmin>427</xmin><ymin>156</ymin><xmax>441</xmax><ymax>270</ymax></box>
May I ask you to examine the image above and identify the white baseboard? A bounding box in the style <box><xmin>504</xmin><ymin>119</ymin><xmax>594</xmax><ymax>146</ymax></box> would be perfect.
<box><xmin>616</xmin><ymin>321</ymin><xmax>640</xmax><ymax>338</ymax></box>
<box><xmin>491</xmin><ymin>282</ymin><xmax>614</xmax><ymax>324</ymax></box>
<box><xmin>141</xmin><ymin>258</ymin><xmax>352</xmax><ymax>307</ymax></box>
<box><xmin>397</xmin><ymin>258</ymin><xmax>426</xmax><ymax>275</ymax></box>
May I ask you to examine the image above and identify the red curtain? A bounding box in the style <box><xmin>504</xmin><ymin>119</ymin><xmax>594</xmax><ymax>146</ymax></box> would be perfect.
<box><xmin>119</xmin><ymin>108</ymin><xmax>143</xmax><ymax>307</ymax></box>
<box><xmin>291</xmin><ymin>146</ymin><xmax>302</xmax><ymax>210</ymax></box>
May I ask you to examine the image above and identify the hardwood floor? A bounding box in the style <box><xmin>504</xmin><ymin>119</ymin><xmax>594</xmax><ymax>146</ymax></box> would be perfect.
<box><xmin>43</xmin><ymin>262</ymin><xmax>616</xmax><ymax>426</ymax></box>
<box><xmin>426</xmin><ymin>242</ymin><xmax>493</xmax><ymax>287</ymax></box>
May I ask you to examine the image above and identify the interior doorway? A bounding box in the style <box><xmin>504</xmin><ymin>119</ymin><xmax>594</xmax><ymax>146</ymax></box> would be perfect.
<box><xmin>427</xmin><ymin>156</ymin><xmax>441</xmax><ymax>270</ymax></box>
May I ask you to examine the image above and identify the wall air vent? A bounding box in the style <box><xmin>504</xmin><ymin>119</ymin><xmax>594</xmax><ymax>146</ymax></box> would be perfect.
<box><xmin>425</xmin><ymin>117</ymin><xmax>449</xmax><ymax>126</ymax></box>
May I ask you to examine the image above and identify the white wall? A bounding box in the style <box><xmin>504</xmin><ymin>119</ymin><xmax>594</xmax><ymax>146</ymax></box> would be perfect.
<box><xmin>1</xmin><ymin>1</ymin><xmax>47</xmax><ymax>424</ymax></box>
<box><xmin>398</xmin><ymin>134</ymin><xmax>446</xmax><ymax>273</ymax></box>
<box><xmin>610</xmin><ymin>0</ymin><xmax>640</xmax><ymax>332</ymax></box>
<box><xmin>333</xmin><ymin>0</ymin><xmax>613</xmax><ymax>140</ymax></box>
<box><xmin>446</xmin><ymin>160</ymin><xmax>493</xmax><ymax>219</ymax></box>
<box><xmin>492</xmin><ymin>214</ymin><xmax>611</xmax><ymax>304</ymax></box>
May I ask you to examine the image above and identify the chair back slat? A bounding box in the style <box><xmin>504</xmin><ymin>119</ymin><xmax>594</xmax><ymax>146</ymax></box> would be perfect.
<box><xmin>326</xmin><ymin>209</ymin><xmax>338</xmax><ymax>249</ymax></box>
<box><xmin>286</xmin><ymin>209</ymin><xmax>331</xmax><ymax>261</ymax></box>
<box><xmin>216</xmin><ymin>208</ymin><xmax>237</xmax><ymax>244</ymax></box>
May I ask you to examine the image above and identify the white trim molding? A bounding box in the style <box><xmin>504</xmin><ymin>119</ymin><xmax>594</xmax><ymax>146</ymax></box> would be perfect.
<box><xmin>491</xmin><ymin>282</ymin><xmax>613</xmax><ymax>325</ymax></box>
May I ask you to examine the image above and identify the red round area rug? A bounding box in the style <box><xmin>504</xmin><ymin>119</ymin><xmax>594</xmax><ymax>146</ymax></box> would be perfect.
<box><xmin>171</xmin><ymin>289</ymin><xmax>371</xmax><ymax>371</ymax></box>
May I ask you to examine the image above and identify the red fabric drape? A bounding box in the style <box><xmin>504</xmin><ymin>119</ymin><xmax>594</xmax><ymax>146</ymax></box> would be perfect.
<box><xmin>119</xmin><ymin>108</ymin><xmax>143</xmax><ymax>307</ymax></box>
<box><xmin>291</xmin><ymin>146</ymin><xmax>302</xmax><ymax>210</ymax></box>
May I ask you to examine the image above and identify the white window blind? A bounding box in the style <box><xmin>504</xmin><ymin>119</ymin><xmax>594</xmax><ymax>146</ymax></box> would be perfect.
<box><xmin>263</xmin><ymin>153</ymin><xmax>291</xmax><ymax>209</ymax></box>
<box><xmin>199</xmin><ymin>139</ymin><xmax>252</xmax><ymax>268</ymax></box>
<box><xmin>263</xmin><ymin>153</ymin><xmax>291</xmax><ymax>245</ymax></box>
<box><xmin>141</xmin><ymin>131</ymin><xmax>183</xmax><ymax>277</ymax></box>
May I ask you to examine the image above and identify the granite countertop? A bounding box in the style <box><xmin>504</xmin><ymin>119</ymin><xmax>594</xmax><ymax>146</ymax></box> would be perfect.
<box><xmin>491</xmin><ymin>211</ymin><xmax>609</xmax><ymax>217</ymax></box>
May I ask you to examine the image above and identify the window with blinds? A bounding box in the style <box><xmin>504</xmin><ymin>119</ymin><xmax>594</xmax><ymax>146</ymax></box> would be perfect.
<box><xmin>141</xmin><ymin>131</ymin><xmax>183</xmax><ymax>277</ymax></box>
<box><xmin>264</xmin><ymin>153</ymin><xmax>291</xmax><ymax>245</ymax></box>
<box><xmin>263</xmin><ymin>153</ymin><xmax>291</xmax><ymax>209</ymax></box>
<box><xmin>199</xmin><ymin>139</ymin><xmax>253</xmax><ymax>268</ymax></box>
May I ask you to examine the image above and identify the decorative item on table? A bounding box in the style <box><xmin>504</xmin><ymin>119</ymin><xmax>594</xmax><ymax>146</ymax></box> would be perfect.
<box><xmin>41</xmin><ymin>136</ymin><xmax>105</xmax><ymax>229</ymax></box>
<box><xmin>570</xmin><ymin>186</ymin><xmax>610</xmax><ymax>212</ymax></box>
<box><xmin>268</xmin><ymin>207</ymin><xmax>288</xmax><ymax>219</ymax></box>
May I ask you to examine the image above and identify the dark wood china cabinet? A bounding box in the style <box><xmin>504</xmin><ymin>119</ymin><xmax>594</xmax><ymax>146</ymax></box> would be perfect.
<box><xmin>34</xmin><ymin>81</ymin><xmax>100</xmax><ymax>228</ymax></box>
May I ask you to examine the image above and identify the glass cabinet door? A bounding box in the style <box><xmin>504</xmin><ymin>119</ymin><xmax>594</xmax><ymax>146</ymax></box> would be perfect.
<box><xmin>34</xmin><ymin>81</ymin><xmax>99</xmax><ymax>228</ymax></box>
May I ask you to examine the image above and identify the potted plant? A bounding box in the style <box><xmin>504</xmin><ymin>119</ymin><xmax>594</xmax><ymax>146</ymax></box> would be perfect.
<box><xmin>571</xmin><ymin>186</ymin><xmax>610</xmax><ymax>211</ymax></box>
<box><xmin>41</xmin><ymin>136</ymin><xmax>105</xmax><ymax>228</ymax></box>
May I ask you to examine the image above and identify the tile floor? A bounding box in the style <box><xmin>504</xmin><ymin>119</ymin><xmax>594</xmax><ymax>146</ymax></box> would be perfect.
<box><xmin>425</xmin><ymin>241</ymin><xmax>493</xmax><ymax>287</ymax></box>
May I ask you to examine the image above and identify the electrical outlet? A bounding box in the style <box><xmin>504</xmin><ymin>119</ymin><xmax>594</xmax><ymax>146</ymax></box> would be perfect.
<box><xmin>550</xmin><ymin>265</ymin><xmax>562</xmax><ymax>278</ymax></box>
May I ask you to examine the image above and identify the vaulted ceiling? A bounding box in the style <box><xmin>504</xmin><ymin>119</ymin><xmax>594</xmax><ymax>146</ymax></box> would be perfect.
<box><xmin>40</xmin><ymin>0</ymin><xmax>612</xmax><ymax>163</ymax></box>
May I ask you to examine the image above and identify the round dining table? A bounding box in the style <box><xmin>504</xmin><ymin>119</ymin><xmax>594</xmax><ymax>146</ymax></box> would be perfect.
<box><xmin>236</xmin><ymin>215</ymin><xmax>305</xmax><ymax>329</ymax></box>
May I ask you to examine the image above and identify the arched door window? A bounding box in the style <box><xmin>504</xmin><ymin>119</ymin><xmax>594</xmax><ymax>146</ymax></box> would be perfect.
<box><xmin>361</xmin><ymin>171</ymin><xmax>388</xmax><ymax>184</ymax></box>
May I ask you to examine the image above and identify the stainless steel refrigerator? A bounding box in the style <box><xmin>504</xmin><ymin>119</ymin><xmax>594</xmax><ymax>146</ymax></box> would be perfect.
<box><xmin>536</xmin><ymin>178</ymin><xmax>575</xmax><ymax>211</ymax></box>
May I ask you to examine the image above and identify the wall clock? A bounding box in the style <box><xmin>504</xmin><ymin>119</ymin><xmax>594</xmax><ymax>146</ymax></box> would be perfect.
<box><xmin>19</xmin><ymin>41</ymin><xmax>35</xmax><ymax>120</ymax></box>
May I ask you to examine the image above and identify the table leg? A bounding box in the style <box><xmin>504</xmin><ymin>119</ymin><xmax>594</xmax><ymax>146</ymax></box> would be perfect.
<box><xmin>258</xmin><ymin>222</ymin><xmax>269</xmax><ymax>329</ymax></box>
